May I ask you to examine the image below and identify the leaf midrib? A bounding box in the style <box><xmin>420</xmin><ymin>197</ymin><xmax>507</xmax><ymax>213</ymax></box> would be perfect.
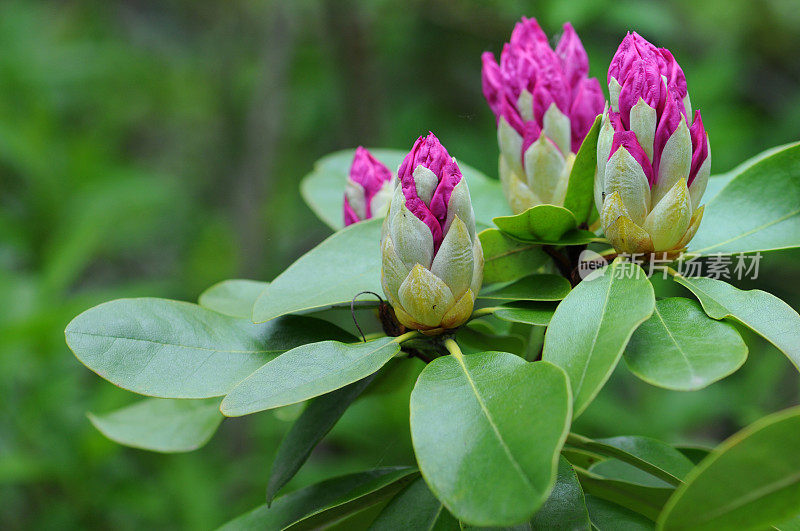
<box><xmin>67</xmin><ymin>330</ymin><xmax>276</xmax><ymax>355</ymax></box>
<box><xmin>453</xmin><ymin>353</ymin><xmax>537</xmax><ymax>494</ymax></box>
<box><xmin>653</xmin><ymin>305</ymin><xmax>699</xmax><ymax>381</ymax></box>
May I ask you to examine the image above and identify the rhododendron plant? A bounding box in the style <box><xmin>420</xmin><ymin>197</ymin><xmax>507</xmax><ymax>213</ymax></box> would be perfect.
<box><xmin>65</xmin><ymin>15</ymin><xmax>800</xmax><ymax>531</ymax></box>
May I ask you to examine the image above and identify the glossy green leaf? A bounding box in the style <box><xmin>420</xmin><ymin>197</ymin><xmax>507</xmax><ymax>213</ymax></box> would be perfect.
<box><xmin>591</xmin><ymin>459</ymin><xmax>673</xmax><ymax>488</ymax></box>
<box><xmin>675</xmin><ymin>446</ymin><xmax>711</xmax><ymax>465</ymax></box>
<box><xmin>253</xmin><ymin>218</ymin><xmax>382</xmax><ymax>323</ymax></box>
<box><xmin>410</xmin><ymin>352</ymin><xmax>571</xmax><ymax>526</ymax></box>
<box><xmin>65</xmin><ymin>298</ymin><xmax>352</xmax><ymax>399</ymax></box>
<box><xmin>675</xmin><ymin>276</ymin><xmax>800</xmax><ymax>371</ymax></box>
<box><xmin>659</xmin><ymin>406</ymin><xmax>800</xmax><ymax>531</ymax></box>
<box><xmin>369</xmin><ymin>477</ymin><xmax>460</xmax><ymax>530</ymax></box>
<box><xmin>576</xmin><ymin>468</ymin><xmax>672</xmax><ymax>521</ymax></box>
<box><xmin>478</xmin><ymin>274</ymin><xmax>571</xmax><ymax>302</ymax></box>
<box><xmin>689</xmin><ymin>141</ymin><xmax>800</xmax><ymax>255</ymax></box>
<box><xmin>566</xmin><ymin>434</ymin><xmax>694</xmax><ymax>487</ymax></box>
<box><xmin>530</xmin><ymin>457</ymin><xmax>591</xmax><ymax>530</ymax></box>
<box><xmin>493</xmin><ymin>205</ymin><xmax>580</xmax><ymax>243</ymax></box>
<box><xmin>266</xmin><ymin>374</ymin><xmax>377</xmax><ymax>503</ymax></box>
<box><xmin>198</xmin><ymin>279</ymin><xmax>268</xmax><ymax>319</ymax></box>
<box><xmin>88</xmin><ymin>398</ymin><xmax>223</xmax><ymax>453</ymax></box>
<box><xmin>300</xmin><ymin>148</ymin><xmax>510</xmax><ymax>231</ymax></box>
<box><xmin>624</xmin><ymin>297</ymin><xmax>748</xmax><ymax>391</ymax></box>
<box><xmin>493</xmin><ymin>301</ymin><xmax>558</xmax><ymax>326</ymax></box>
<box><xmin>221</xmin><ymin>337</ymin><xmax>400</xmax><ymax>416</ymax></box>
<box><xmin>543</xmin><ymin>260</ymin><xmax>655</xmax><ymax>416</ymax></box>
<box><xmin>585</xmin><ymin>495</ymin><xmax>655</xmax><ymax>530</ymax></box>
<box><xmin>218</xmin><ymin>467</ymin><xmax>418</xmax><ymax>531</ymax></box>
<box><xmin>479</xmin><ymin>228</ymin><xmax>549</xmax><ymax>284</ymax></box>
<box><xmin>775</xmin><ymin>514</ymin><xmax>800</xmax><ymax>531</ymax></box>
<box><xmin>563</xmin><ymin>115</ymin><xmax>602</xmax><ymax>224</ymax></box>
<box><xmin>455</xmin><ymin>327</ymin><xmax>526</xmax><ymax>357</ymax></box>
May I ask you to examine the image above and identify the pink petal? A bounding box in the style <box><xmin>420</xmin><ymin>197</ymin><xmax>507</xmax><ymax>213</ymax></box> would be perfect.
<box><xmin>688</xmin><ymin>110</ymin><xmax>708</xmax><ymax>185</ymax></box>
<box><xmin>481</xmin><ymin>52</ymin><xmax>504</xmax><ymax>119</ymax></box>
<box><xmin>569</xmin><ymin>77</ymin><xmax>605</xmax><ymax>152</ymax></box>
<box><xmin>349</xmin><ymin>146</ymin><xmax>392</xmax><ymax>217</ymax></box>
<box><xmin>343</xmin><ymin>198</ymin><xmax>360</xmax><ymax>226</ymax></box>
<box><xmin>653</xmin><ymin>94</ymin><xmax>684</xmax><ymax>179</ymax></box>
<box><xmin>555</xmin><ymin>22</ymin><xmax>590</xmax><ymax>97</ymax></box>
<box><xmin>618</xmin><ymin>61</ymin><xmax>666</xmax><ymax>127</ymax></box>
<box><xmin>610</xmin><ymin>130</ymin><xmax>655</xmax><ymax>186</ymax></box>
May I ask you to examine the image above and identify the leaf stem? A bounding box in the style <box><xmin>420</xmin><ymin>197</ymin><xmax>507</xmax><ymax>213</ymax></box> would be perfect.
<box><xmin>564</xmin><ymin>433</ymin><xmax>682</xmax><ymax>487</ymax></box>
<box><xmin>443</xmin><ymin>338</ymin><xmax>463</xmax><ymax>360</ymax></box>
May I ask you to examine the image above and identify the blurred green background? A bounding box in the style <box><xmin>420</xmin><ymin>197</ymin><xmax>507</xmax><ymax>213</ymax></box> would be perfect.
<box><xmin>1</xmin><ymin>0</ymin><xmax>799</xmax><ymax>528</ymax></box>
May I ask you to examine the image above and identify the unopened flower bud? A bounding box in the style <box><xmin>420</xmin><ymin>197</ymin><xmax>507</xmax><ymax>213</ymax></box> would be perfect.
<box><xmin>596</xmin><ymin>32</ymin><xmax>710</xmax><ymax>255</ymax></box>
<box><xmin>482</xmin><ymin>18</ymin><xmax>604</xmax><ymax>213</ymax></box>
<box><xmin>344</xmin><ymin>147</ymin><xmax>395</xmax><ymax>226</ymax></box>
<box><xmin>381</xmin><ymin>133</ymin><xmax>483</xmax><ymax>334</ymax></box>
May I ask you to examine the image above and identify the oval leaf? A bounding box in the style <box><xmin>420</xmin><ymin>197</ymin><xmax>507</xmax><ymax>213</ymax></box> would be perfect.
<box><xmin>543</xmin><ymin>260</ymin><xmax>655</xmax><ymax>416</ymax></box>
<box><xmin>221</xmin><ymin>337</ymin><xmax>400</xmax><ymax>416</ymax></box>
<box><xmin>478</xmin><ymin>274</ymin><xmax>571</xmax><ymax>302</ymax></box>
<box><xmin>300</xmin><ymin>148</ymin><xmax>510</xmax><ymax>231</ymax></box>
<box><xmin>493</xmin><ymin>301</ymin><xmax>558</xmax><ymax>326</ymax></box>
<box><xmin>65</xmin><ymin>298</ymin><xmax>352</xmax><ymax>398</ymax></box>
<box><xmin>658</xmin><ymin>406</ymin><xmax>800</xmax><ymax>531</ymax></box>
<box><xmin>479</xmin><ymin>228</ymin><xmax>549</xmax><ymax>284</ymax></box>
<box><xmin>219</xmin><ymin>467</ymin><xmax>418</xmax><ymax>531</ymax></box>
<box><xmin>493</xmin><ymin>204</ymin><xmax>581</xmax><ymax>243</ymax></box>
<box><xmin>674</xmin><ymin>276</ymin><xmax>800</xmax><ymax>371</ymax></box>
<box><xmin>88</xmin><ymin>398</ymin><xmax>223</xmax><ymax>453</ymax></box>
<box><xmin>689</xmin><ymin>141</ymin><xmax>800</xmax><ymax>255</ymax></box>
<box><xmin>253</xmin><ymin>219</ymin><xmax>382</xmax><ymax>323</ymax></box>
<box><xmin>410</xmin><ymin>352</ymin><xmax>571</xmax><ymax>526</ymax></box>
<box><xmin>198</xmin><ymin>279</ymin><xmax>268</xmax><ymax>319</ymax></box>
<box><xmin>624</xmin><ymin>297</ymin><xmax>748</xmax><ymax>391</ymax></box>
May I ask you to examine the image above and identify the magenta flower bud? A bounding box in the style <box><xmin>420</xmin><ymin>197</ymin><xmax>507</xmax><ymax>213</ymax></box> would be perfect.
<box><xmin>596</xmin><ymin>33</ymin><xmax>710</xmax><ymax>255</ymax></box>
<box><xmin>482</xmin><ymin>18</ymin><xmax>604</xmax><ymax>213</ymax></box>
<box><xmin>343</xmin><ymin>147</ymin><xmax>394</xmax><ymax>226</ymax></box>
<box><xmin>381</xmin><ymin>133</ymin><xmax>483</xmax><ymax>334</ymax></box>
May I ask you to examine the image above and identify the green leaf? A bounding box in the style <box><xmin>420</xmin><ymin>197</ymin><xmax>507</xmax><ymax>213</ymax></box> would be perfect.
<box><xmin>493</xmin><ymin>301</ymin><xmax>558</xmax><ymax>326</ymax></box>
<box><xmin>65</xmin><ymin>298</ymin><xmax>352</xmax><ymax>399</ymax></box>
<box><xmin>775</xmin><ymin>514</ymin><xmax>800</xmax><ymax>531</ymax></box>
<box><xmin>253</xmin><ymin>218</ymin><xmax>382</xmax><ymax>323</ymax></box>
<box><xmin>689</xmin><ymin>141</ymin><xmax>800</xmax><ymax>255</ymax></box>
<box><xmin>455</xmin><ymin>327</ymin><xmax>526</xmax><ymax>357</ymax></box>
<box><xmin>674</xmin><ymin>276</ymin><xmax>800</xmax><ymax>371</ymax></box>
<box><xmin>543</xmin><ymin>260</ymin><xmax>655</xmax><ymax>416</ymax></box>
<box><xmin>221</xmin><ymin>337</ymin><xmax>400</xmax><ymax>416</ymax></box>
<box><xmin>218</xmin><ymin>467</ymin><xmax>418</xmax><ymax>531</ymax></box>
<box><xmin>576</xmin><ymin>469</ymin><xmax>673</xmax><ymax>521</ymax></box>
<box><xmin>266</xmin><ymin>373</ymin><xmax>377</xmax><ymax>503</ymax></box>
<box><xmin>369</xmin><ymin>477</ymin><xmax>460</xmax><ymax>530</ymax></box>
<box><xmin>198</xmin><ymin>279</ymin><xmax>268</xmax><ymax>319</ymax></box>
<box><xmin>300</xmin><ymin>148</ymin><xmax>510</xmax><ymax>231</ymax></box>
<box><xmin>658</xmin><ymin>406</ymin><xmax>800</xmax><ymax>531</ymax></box>
<box><xmin>585</xmin><ymin>495</ymin><xmax>655</xmax><ymax>530</ymax></box>
<box><xmin>530</xmin><ymin>457</ymin><xmax>591</xmax><ymax>530</ymax></box>
<box><xmin>563</xmin><ymin>115</ymin><xmax>602</xmax><ymax>224</ymax></box>
<box><xmin>675</xmin><ymin>446</ymin><xmax>711</xmax><ymax>465</ymax></box>
<box><xmin>479</xmin><ymin>274</ymin><xmax>571</xmax><ymax>302</ymax></box>
<box><xmin>624</xmin><ymin>297</ymin><xmax>748</xmax><ymax>391</ymax></box>
<box><xmin>591</xmin><ymin>459</ymin><xmax>674</xmax><ymax>488</ymax></box>
<box><xmin>88</xmin><ymin>398</ymin><xmax>223</xmax><ymax>453</ymax></box>
<box><xmin>704</xmin><ymin>143</ymin><xmax>800</xmax><ymax>204</ymax></box>
<box><xmin>493</xmin><ymin>205</ymin><xmax>584</xmax><ymax>243</ymax></box>
<box><xmin>479</xmin><ymin>228</ymin><xmax>549</xmax><ymax>284</ymax></box>
<box><xmin>410</xmin><ymin>352</ymin><xmax>571</xmax><ymax>526</ymax></box>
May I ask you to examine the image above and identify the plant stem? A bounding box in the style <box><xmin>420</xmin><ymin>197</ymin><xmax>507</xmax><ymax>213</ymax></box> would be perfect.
<box><xmin>362</xmin><ymin>332</ymin><xmax>385</xmax><ymax>341</ymax></box>
<box><xmin>469</xmin><ymin>307</ymin><xmax>499</xmax><ymax>320</ymax></box>
<box><xmin>443</xmin><ymin>338</ymin><xmax>463</xmax><ymax>360</ymax></box>
<box><xmin>392</xmin><ymin>330</ymin><xmax>421</xmax><ymax>344</ymax></box>
<box><xmin>564</xmin><ymin>433</ymin><xmax>682</xmax><ymax>487</ymax></box>
<box><xmin>543</xmin><ymin>245</ymin><xmax>573</xmax><ymax>281</ymax></box>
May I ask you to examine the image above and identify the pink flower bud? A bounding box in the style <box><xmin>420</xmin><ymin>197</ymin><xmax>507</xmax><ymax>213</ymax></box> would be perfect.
<box><xmin>397</xmin><ymin>133</ymin><xmax>462</xmax><ymax>250</ymax></box>
<box><xmin>343</xmin><ymin>147</ymin><xmax>393</xmax><ymax>226</ymax></box>
<box><xmin>482</xmin><ymin>18</ymin><xmax>604</xmax><ymax>212</ymax></box>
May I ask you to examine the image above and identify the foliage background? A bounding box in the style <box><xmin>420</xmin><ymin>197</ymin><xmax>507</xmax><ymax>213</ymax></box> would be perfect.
<box><xmin>1</xmin><ymin>0</ymin><xmax>798</xmax><ymax>528</ymax></box>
